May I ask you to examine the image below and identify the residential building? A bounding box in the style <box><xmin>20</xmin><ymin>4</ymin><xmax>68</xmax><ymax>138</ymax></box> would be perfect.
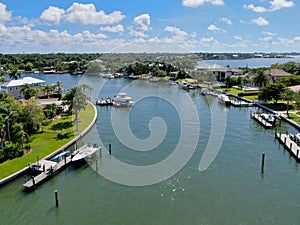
<box><xmin>0</xmin><ymin>77</ymin><xmax>45</xmax><ymax>99</ymax></box>
<box><xmin>265</xmin><ymin>69</ymin><xmax>291</xmax><ymax>83</ymax></box>
<box><xmin>211</xmin><ymin>67</ymin><xmax>243</xmax><ymax>81</ymax></box>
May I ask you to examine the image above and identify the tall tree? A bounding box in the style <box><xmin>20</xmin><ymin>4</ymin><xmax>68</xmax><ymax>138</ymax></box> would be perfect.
<box><xmin>63</xmin><ymin>85</ymin><xmax>90</xmax><ymax>131</ymax></box>
<box><xmin>253</xmin><ymin>70</ymin><xmax>268</xmax><ymax>89</ymax></box>
<box><xmin>20</xmin><ymin>84</ymin><xmax>40</xmax><ymax>100</ymax></box>
<box><xmin>9</xmin><ymin>66</ymin><xmax>21</xmax><ymax>80</ymax></box>
<box><xmin>281</xmin><ymin>88</ymin><xmax>295</xmax><ymax>118</ymax></box>
<box><xmin>11</xmin><ymin>123</ymin><xmax>28</xmax><ymax>150</ymax></box>
<box><xmin>43</xmin><ymin>84</ymin><xmax>54</xmax><ymax>98</ymax></box>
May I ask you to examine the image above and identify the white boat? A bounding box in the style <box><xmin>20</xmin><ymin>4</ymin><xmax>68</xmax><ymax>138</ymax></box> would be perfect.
<box><xmin>179</xmin><ymin>82</ymin><xmax>189</xmax><ymax>90</ymax></box>
<box><xmin>261</xmin><ymin>113</ymin><xmax>276</xmax><ymax>124</ymax></box>
<box><xmin>218</xmin><ymin>94</ymin><xmax>231</xmax><ymax>106</ymax></box>
<box><xmin>71</xmin><ymin>144</ymin><xmax>100</xmax><ymax>163</ymax></box>
<box><xmin>113</xmin><ymin>93</ymin><xmax>134</xmax><ymax>107</ymax></box>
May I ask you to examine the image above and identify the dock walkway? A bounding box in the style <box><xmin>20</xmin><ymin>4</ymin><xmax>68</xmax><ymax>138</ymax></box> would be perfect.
<box><xmin>250</xmin><ymin>113</ymin><xmax>273</xmax><ymax>129</ymax></box>
<box><xmin>23</xmin><ymin>155</ymin><xmax>72</xmax><ymax>190</ymax></box>
<box><xmin>275</xmin><ymin>133</ymin><xmax>300</xmax><ymax>161</ymax></box>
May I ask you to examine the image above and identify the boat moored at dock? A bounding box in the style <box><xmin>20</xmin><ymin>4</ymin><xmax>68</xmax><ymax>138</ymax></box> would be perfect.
<box><xmin>218</xmin><ymin>94</ymin><xmax>231</xmax><ymax>106</ymax></box>
<box><xmin>71</xmin><ymin>144</ymin><xmax>101</xmax><ymax>164</ymax></box>
<box><xmin>113</xmin><ymin>93</ymin><xmax>134</xmax><ymax>107</ymax></box>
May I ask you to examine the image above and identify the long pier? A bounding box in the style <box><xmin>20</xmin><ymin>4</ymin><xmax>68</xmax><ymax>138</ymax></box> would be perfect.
<box><xmin>275</xmin><ymin>133</ymin><xmax>300</xmax><ymax>161</ymax></box>
<box><xmin>23</xmin><ymin>155</ymin><xmax>72</xmax><ymax>190</ymax></box>
<box><xmin>250</xmin><ymin>113</ymin><xmax>274</xmax><ymax>129</ymax></box>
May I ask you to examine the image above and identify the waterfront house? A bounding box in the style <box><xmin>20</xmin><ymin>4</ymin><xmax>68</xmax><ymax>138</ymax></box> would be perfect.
<box><xmin>0</xmin><ymin>77</ymin><xmax>45</xmax><ymax>99</ymax></box>
<box><xmin>211</xmin><ymin>67</ymin><xmax>243</xmax><ymax>81</ymax></box>
<box><xmin>265</xmin><ymin>69</ymin><xmax>291</xmax><ymax>83</ymax></box>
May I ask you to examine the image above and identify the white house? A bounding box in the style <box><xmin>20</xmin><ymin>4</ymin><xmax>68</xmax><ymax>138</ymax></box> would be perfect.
<box><xmin>0</xmin><ymin>77</ymin><xmax>45</xmax><ymax>99</ymax></box>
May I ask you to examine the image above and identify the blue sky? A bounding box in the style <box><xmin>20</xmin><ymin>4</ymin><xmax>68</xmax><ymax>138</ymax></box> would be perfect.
<box><xmin>0</xmin><ymin>0</ymin><xmax>299</xmax><ymax>53</ymax></box>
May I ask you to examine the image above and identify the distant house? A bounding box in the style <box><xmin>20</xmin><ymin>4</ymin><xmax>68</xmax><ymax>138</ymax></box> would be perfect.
<box><xmin>0</xmin><ymin>77</ymin><xmax>45</xmax><ymax>99</ymax></box>
<box><xmin>288</xmin><ymin>85</ymin><xmax>300</xmax><ymax>92</ymax></box>
<box><xmin>265</xmin><ymin>69</ymin><xmax>291</xmax><ymax>83</ymax></box>
<box><xmin>211</xmin><ymin>67</ymin><xmax>243</xmax><ymax>81</ymax></box>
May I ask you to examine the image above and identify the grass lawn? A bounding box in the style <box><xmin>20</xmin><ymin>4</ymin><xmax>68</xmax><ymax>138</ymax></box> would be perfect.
<box><xmin>220</xmin><ymin>87</ymin><xmax>259</xmax><ymax>101</ymax></box>
<box><xmin>0</xmin><ymin>103</ymin><xmax>96</xmax><ymax>180</ymax></box>
<box><xmin>287</xmin><ymin>113</ymin><xmax>300</xmax><ymax>124</ymax></box>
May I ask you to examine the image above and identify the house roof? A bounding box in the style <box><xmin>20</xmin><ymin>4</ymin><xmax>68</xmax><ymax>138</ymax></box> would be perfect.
<box><xmin>211</xmin><ymin>67</ymin><xmax>243</xmax><ymax>73</ymax></box>
<box><xmin>288</xmin><ymin>85</ymin><xmax>300</xmax><ymax>92</ymax></box>
<box><xmin>2</xmin><ymin>77</ymin><xmax>45</xmax><ymax>87</ymax></box>
<box><xmin>265</xmin><ymin>69</ymin><xmax>291</xmax><ymax>77</ymax></box>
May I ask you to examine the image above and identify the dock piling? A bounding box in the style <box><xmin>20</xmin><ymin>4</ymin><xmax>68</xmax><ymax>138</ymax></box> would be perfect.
<box><xmin>55</xmin><ymin>190</ymin><xmax>59</xmax><ymax>207</ymax></box>
<box><xmin>261</xmin><ymin>153</ymin><xmax>265</xmax><ymax>174</ymax></box>
<box><xmin>31</xmin><ymin>176</ymin><xmax>35</xmax><ymax>187</ymax></box>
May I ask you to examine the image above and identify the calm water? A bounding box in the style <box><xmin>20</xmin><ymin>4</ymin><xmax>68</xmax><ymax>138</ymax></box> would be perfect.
<box><xmin>1</xmin><ymin>74</ymin><xmax>300</xmax><ymax>225</ymax></box>
<box><xmin>203</xmin><ymin>57</ymin><xmax>300</xmax><ymax>68</ymax></box>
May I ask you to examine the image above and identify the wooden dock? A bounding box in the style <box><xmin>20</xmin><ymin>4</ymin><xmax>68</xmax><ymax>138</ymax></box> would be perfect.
<box><xmin>250</xmin><ymin>113</ymin><xmax>273</xmax><ymax>129</ymax></box>
<box><xmin>275</xmin><ymin>133</ymin><xmax>300</xmax><ymax>161</ymax></box>
<box><xmin>23</xmin><ymin>155</ymin><xmax>72</xmax><ymax>190</ymax></box>
<box><xmin>231</xmin><ymin>100</ymin><xmax>253</xmax><ymax>107</ymax></box>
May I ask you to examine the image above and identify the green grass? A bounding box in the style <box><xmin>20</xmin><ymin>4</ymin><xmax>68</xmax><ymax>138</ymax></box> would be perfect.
<box><xmin>287</xmin><ymin>113</ymin><xmax>300</xmax><ymax>124</ymax></box>
<box><xmin>220</xmin><ymin>87</ymin><xmax>259</xmax><ymax>101</ymax></box>
<box><xmin>0</xmin><ymin>103</ymin><xmax>95</xmax><ymax>180</ymax></box>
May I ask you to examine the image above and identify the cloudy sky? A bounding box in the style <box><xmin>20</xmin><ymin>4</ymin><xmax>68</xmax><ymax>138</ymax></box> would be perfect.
<box><xmin>0</xmin><ymin>0</ymin><xmax>299</xmax><ymax>53</ymax></box>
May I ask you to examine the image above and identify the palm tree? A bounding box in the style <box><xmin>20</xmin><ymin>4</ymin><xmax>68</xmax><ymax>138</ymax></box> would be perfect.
<box><xmin>9</xmin><ymin>66</ymin><xmax>21</xmax><ymax>80</ymax></box>
<box><xmin>43</xmin><ymin>103</ymin><xmax>58</xmax><ymax>119</ymax></box>
<box><xmin>55</xmin><ymin>81</ymin><xmax>63</xmax><ymax>95</ymax></box>
<box><xmin>20</xmin><ymin>84</ymin><xmax>40</xmax><ymax>100</ymax></box>
<box><xmin>253</xmin><ymin>70</ymin><xmax>268</xmax><ymax>89</ymax></box>
<box><xmin>11</xmin><ymin>123</ymin><xmax>28</xmax><ymax>150</ymax></box>
<box><xmin>0</xmin><ymin>114</ymin><xmax>7</xmax><ymax>149</ymax></box>
<box><xmin>63</xmin><ymin>85</ymin><xmax>90</xmax><ymax>131</ymax></box>
<box><xmin>43</xmin><ymin>84</ymin><xmax>54</xmax><ymax>98</ymax></box>
<box><xmin>281</xmin><ymin>89</ymin><xmax>295</xmax><ymax>118</ymax></box>
<box><xmin>0</xmin><ymin>105</ymin><xmax>16</xmax><ymax>143</ymax></box>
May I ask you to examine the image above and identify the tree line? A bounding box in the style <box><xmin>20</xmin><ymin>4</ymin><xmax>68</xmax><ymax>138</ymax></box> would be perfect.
<box><xmin>0</xmin><ymin>84</ymin><xmax>90</xmax><ymax>163</ymax></box>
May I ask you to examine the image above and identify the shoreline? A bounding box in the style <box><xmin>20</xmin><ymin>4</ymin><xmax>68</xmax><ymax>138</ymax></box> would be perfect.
<box><xmin>0</xmin><ymin>101</ymin><xmax>98</xmax><ymax>187</ymax></box>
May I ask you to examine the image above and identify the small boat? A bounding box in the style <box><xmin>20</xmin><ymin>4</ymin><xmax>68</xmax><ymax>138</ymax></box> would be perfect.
<box><xmin>96</xmin><ymin>97</ymin><xmax>113</xmax><ymax>106</ymax></box>
<box><xmin>103</xmin><ymin>74</ymin><xmax>114</xmax><ymax>79</ymax></box>
<box><xmin>261</xmin><ymin>113</ymin><xmax>277</xmax><ymax>124</ymax></box>
<box><xmin>71</xmin><ymin>144</ymin><xmax>100</xmax><ymax>164</ymax></box>
<box><xmin>51</xmin><ymin>151</ymin><xmax>70</xmax><ymax>162</ymax></box>
<box><xmin>113</xmin><ymin>93</ymin><xmax>134</xmax><ymax>107</ymax></box>
<box><xmin>218</xmin><ymin>94</ymin><xmax>231</xmax><ymax>106</ymax></box>
<box><xmin>179</xmin><ymin>82</ymin><xmax>189</xmax><ymax>90</ymax></box>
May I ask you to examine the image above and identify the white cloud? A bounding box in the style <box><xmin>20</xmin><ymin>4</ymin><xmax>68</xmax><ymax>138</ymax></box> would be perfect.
<box><xmin>208</xmin><ymin>24</ymin><xmax>219</xmax><ymax>31</ymax></box>
<box><xmin>65</xmin><ymin>3</ymin><xmax>125</xmax><ymax>25</ymax></box>
<box><xmin>263</xmin><ymin>31</ymin><xmax>277</xmax><ymax>36</ymax></box>
<box><xmin>270</xmin><ymin>0</ymin><xmax>295</xmax><ymax>11</ymax></box>
<box><xmin>233</xmin><ymin>35</ymin><xmax>243</xmax><ymax>40</ymax></box>
<box><xmin>244</xmin><ymin>0</ymin><xmax>295</xmax><ymax>13</ymax></box>
<box><xmin>200</xmin><ymin>37</ymin><xmax>216</xmax><ymax>43</ymax></box>
<box><xmin>182</xmin><ymin>0</ymin><xmax>224</xmax><ymax>8</ymax></box>
<box><xmin>243</xmin><ymin>4</ymin><xmax>267</xmax><ymax>13</ymax></box>
<box><xmin>208</xmin><ymin>24</ymin><xmax>225</xmax><ymax>33</ymax></box>
<box><xmin>164</xmin><ymin>26</ymin><xmax>188</xmax><ymax>41</ymax></box>
<box><xmin>0</xmin><ymin>3</ymin><xmax>12</xmax><ymax>22</ymax></box>
<box><xmin>251</xmin><ymin>17</ymin><xmax>269</xmax><ymax>26</ymax></box>
<box><xmin>100</xmin><ymin>24</ymin><xmax>124</xmax><ymax>33</ymax></box>
<box><xmin>129</xmin><ymin>14</ymin><xmax>151</xmax><ymax>37</ymax></box>
<box><xmin>278</xmin><ymin>37</ymin><xmax>294</xmax><ymax>45</ymax></box>
<box><xmin>40</xmin><ymin>3</ymin><xmax>125</xmax><ymax>25</ymax></box>
<box><xmin>260</xmin><ymin>36</ymin><xmax>273</xmax><ymax>42</ymax></box>
<box><xmin>294</xmin><ymin>36</ymin><xmax>300</xmax><ymax>42</ymax></box>
<box><xmin>220</xmin><ymin>17</ymin><xmax>233</xmax><ymax>25</ymax></box>
<box><xmin>40</xmin><ymin>6</ymin><xmax>65</xmax><ymax>24</ymax></box>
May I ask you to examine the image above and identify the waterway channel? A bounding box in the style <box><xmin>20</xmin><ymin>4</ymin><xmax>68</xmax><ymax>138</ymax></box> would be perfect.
<box><xmin>1</xmin><ymin>74</ymin><xmax>300</xmax><ymax>225</ymax></box>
